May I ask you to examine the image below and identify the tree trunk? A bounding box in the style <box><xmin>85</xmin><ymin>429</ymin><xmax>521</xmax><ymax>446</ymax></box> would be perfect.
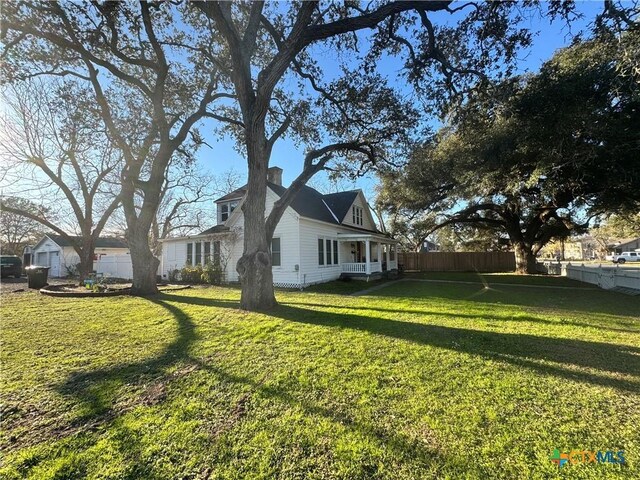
<box><xmin>128</xmin><ymin>228</ymin><xmax>159</xmax><ymax>295</ymax></box>
<box><xmin>77</xmin><ymin>249</ymin><xmax>95</xmax><ymax>284</ymax></box>
<box><xmin>237</xmin><ymin>155</ymin><xmax>276</xmax><ymax>311</ymax></box>
<box><xmin>514</xmin><ymin>242</ymin><xmax>537</xmax><ymax>274</ymax></box>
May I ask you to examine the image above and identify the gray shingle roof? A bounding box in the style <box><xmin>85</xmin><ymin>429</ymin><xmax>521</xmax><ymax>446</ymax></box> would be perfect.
<box><xmin>215</xmin><ymin>181</ymin><xmax>377</xmax><ymax>233</ymax></box>
<box><xmin>322</xmin><ymin>190</ymin><xmax>360</xmax><ymax>223</ymax></box>
<box><xmin>47</xmin><ymin>234</ymin><xmax>128</xmax><ymax>248</ymax></box>
<box><xmin>216</xmin><ymin>187</ymin><xmax>246</xmax><ymax>202</ymax></box>
<box><xmin>199</xmin><ymin>225</ymin><xmax>230</xmax><ymax>235</ymax></box>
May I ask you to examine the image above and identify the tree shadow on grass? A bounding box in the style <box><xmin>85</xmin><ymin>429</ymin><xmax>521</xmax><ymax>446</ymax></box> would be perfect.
<box><xmin>159</xmin><ymin>293</ymin><xmax>640</xmax><ymax>393</ymax></box>
<box><xmin>48</xmin><ymin>290</ymin><xmax>638</xmax><ymax>476</ymax></box>
<box><xmin>55</xmin><ymin>295</ymin><xmax>207</xmax><ymax>422</ymax></box>
<box><xmin>373</xmin><ymin>280</ymin><xmax>640</xmax><ymax>318</ymax></box>
<box><xmin>52</xmin><ymin>293</ymin><xmax>446</xmax><ymax>473</ymax></box>
<box><xmin>271</xmin><ymin>304</ymin><xmax>640</xmax><ymax>393</ymax></box>
<box><xmin>284</xmin><ymin>301</ymin><xmax>640</xmax><ymax>334</ymax></box>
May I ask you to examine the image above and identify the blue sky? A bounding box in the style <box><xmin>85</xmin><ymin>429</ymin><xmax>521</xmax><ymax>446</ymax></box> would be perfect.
<box><xmin>195</xmin><ymin>2</ymin><xmax>603</xmax><ymax>195</ymax></box>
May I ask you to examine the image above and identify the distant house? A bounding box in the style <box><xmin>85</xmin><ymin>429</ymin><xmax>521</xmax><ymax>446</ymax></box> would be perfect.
<box><xmin>160</xmin><ymin>167</ymin><xmax>398</xmax><ymax>288</ymax></box>
<box><xmin>31</xmin><ymin>234</ymin><xmax>129</xmax><ymax>277</ymax></box>
<box><xmin>608</xmin><ymin>237</ymin><xmax>640</xmax><ymax>254</ymax></box>
<box><xmin>420</xmin><ymin>240</ymin><xmax>440</xmax><ymax>253</ymax></box>
<box><xmin>539</xmin><ymin>236</ymin><xmax>599</xmax><ymax>261</ymax></box>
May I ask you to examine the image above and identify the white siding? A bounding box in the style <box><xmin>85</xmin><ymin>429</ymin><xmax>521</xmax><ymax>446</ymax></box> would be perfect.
<box><xmin>341</xmin><ymin>191</ymin><xmax>376</xmax><ymax>231</ymax></box>
<box><xmin>224</xmin><ymin>188</ymin><xmax>301</xmax><ymax>286</ymax></box>
<box><xmin>160</xmin><ymin>187</ymin><xmax>302</xmax><ymax>287</ymax></box>
<box><xmin>160</xmin><ymin>239</ymin><xmax>188</xmax><ymax>278</ymax></box>
<box><xmin>298</xmin><ymin>219</ymin><xmax>344</xmax><ymax>286</ymax></box>
<box><xmin>32</xmin><ymin>238</ymin><xmax>129</xmax><ymax>277</ymax></box>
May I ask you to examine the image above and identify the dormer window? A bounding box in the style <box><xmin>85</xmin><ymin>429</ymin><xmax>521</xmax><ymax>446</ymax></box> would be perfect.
<box><xmin>220</xmin><ymin>201</ymin><xmax>239</xmax><ymax>222</ymax></box>
<box><xmin>352</xmin><ymin>206</ymin><xmax>363</xmax><ymax>226</ymax></box>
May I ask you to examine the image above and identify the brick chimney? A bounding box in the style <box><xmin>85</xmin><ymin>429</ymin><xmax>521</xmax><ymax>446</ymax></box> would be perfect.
<box><xmin>267</xmin><ymin>166</ymin><xmax>283</xmax><ymax>186</ymax></box>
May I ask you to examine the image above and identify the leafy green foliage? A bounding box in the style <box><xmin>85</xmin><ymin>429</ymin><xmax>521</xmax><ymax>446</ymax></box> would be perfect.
<box><xmin>1</xmin><ymin>278</ymin><xmax>639</xmax><ymax>478</ymax></box>
<box><xmin>201</xmin><ymin>261</ymin><xmax>224</xmax><ymax>285</ymax></box>
<box><xmin>381</xmin><ymin>30</ymin><xmax>640</xmax><ymax>272</ymax></box>
<box><xmin>179</xmin><ymin>265</ymin><xmax>204</xmax><ymax>284</ymax></box>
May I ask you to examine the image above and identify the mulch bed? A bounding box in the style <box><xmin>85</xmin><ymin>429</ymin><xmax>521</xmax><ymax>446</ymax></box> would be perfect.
<box><xmin>39</xmin><ymin>284</ymin><xmax>190</xmax><ymax>297</ymax></box>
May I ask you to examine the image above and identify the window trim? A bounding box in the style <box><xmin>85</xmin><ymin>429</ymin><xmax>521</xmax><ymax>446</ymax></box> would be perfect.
<box><xmin>186</xmin><ymin>242</ymin><xmax>193</xmax><ymax>265</ymax></box>
<box><xmin>352</xmin><ymin>205</ymin><xmax>363</xmax><ymax>226</ymax></box>
<box><xmin>318</xmin><ymin>238</ymin><xmax>324</xmax><ymax>266</ymax></box>
<box><xmin>318</xmin><ymin>236</ymin><xmax>339</xmax><ymax>267</ymax></box>
<box><xmin>195</xmin><ymin>241</ymin><xmax>202</xmax><ymax>265</ymax></box>
<box><xmin>271</xmin><ymin>237</ymin><xmax>281</xmax><ymax>267</ymax></box>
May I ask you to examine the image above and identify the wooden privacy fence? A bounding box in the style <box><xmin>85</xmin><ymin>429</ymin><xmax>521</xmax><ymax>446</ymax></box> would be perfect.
<box><xmin>398</xmin><ymin>251</ymin><xmax>516</xmax><ymax>272</ymax></box>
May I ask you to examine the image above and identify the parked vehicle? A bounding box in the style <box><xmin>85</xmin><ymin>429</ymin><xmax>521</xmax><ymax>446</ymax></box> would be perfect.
<box><xmin>606</xmin><ymin>251</ymin><xmax>640</xmax><ymax>264</ymax></box>
<box><xmin>0</xmin><ymin>255</ymin><xmax>23</xmax><ymax>278</ymax></box>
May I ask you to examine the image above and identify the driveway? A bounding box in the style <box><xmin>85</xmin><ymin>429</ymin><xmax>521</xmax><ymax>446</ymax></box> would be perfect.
<box><xmin>0</xmin><ymin>276</ymin><xmax>70</xmax><ymax>294</ymax></box>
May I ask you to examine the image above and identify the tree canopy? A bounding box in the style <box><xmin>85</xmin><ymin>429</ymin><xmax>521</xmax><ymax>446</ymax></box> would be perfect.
<box><xmin>379</xmin><ymin>29</ymin><xmax>640</xmax><ymax>273</ymax></box>
<box><xmin>2</xmin><ymin>1</ymin><xmax>629</xmax><ymax>305</ymax></box>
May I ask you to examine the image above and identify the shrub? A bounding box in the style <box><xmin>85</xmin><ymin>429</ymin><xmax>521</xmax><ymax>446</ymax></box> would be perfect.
<box><xmin>167</xmin><ymin>268</ymin><xmax>180</xmax><ymax>283</ymax></box>
<box><xmin>202</xmin><ymin>262</ymin><xmax>224</xmax><ymax>285</ymax></box>
<box><xmin>66</xmin><ymin>263</ymin><xmax>80</xmax><ymax>278</ymax></box>
<box><xmin>180</xmin><ymin>265</ymin><xmax>204</xmax><ymax>284</ymax></box>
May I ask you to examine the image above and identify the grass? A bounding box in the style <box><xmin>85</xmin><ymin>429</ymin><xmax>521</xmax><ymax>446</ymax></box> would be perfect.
<box><xmin>1</xmin><ymin>274</ymin><xmax>639</xmax><ymax>479</ymax></box>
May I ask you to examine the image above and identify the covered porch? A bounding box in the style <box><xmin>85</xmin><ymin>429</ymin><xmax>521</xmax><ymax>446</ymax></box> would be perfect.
<box><xmin>337</xmin><ymin>233</ymin><xmax>398</xmax><ymax>276</ymax></box>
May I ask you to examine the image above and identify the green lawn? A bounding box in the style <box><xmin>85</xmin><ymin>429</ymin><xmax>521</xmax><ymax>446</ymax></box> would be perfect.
<box><xmin>1</xmin><ymin>275</ymin><xmax>639</xmax><ymax>479</ymax></box>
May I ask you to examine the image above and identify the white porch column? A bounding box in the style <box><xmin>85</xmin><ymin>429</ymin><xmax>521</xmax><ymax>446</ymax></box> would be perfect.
<box><xmin>365</xmin><ymin>239</ymin><xmax>371</xmax><ymax>274</ymax></box>
<box><xmin>385</xmin><ymin>243</ymin><xmax>389</xmax><ymax>269</ymax></box>
<box><xmin>377</xmin><ymin>242</ymin><xmax>382</xmax><ymax>268</ymax></box>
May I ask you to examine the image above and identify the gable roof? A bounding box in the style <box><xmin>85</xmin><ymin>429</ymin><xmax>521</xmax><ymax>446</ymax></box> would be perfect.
<box><xmin>322</xmin><ymin>190</ymin><xmax>360</xmax><ymax>222</ymax></box>
<box><xmin>199</xmin><ymin>225</ymin><xmax>230</xmax><ymax>235</ymax></box>
<box><xmin>38</xmin><ymin>234</ymin><xmax>128</xmax><ymax>249</ymax></box>
<box><xmin>216</xmin><ymin>187</ymin><xmax>246</xmax><ymax>202</ymax></box>
<box><xmin>268</xmin><ymin>182</ymin><xmax>342</xmax><ymax>226</ymax></box>
<box><xmin>218</xmin><ymin>181</ymin><xmax>378</xmax><ymax>233</ymax></box>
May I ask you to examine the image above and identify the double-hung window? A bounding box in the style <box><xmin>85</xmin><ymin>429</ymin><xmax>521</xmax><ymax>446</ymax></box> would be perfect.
<box><xmin>352</xmin><ymin>206</ymin><xmax>363</xmax><ymax>226</ymax></box>
<box><xmin>318</xmin><ymin>239</ymin><xmax>324</xmax><ymax>265</ymax></box>
<box><xmin>186</xmin><ymin>243</ymin><xmax>193</xmax><ymax>265</ymax></box>
<box><xmin>319</xmin><ymin>238</ymin><xmax>339</xmax><ymax>266</ymax></box>
<box><xmin>213</xmin><ymin>241</ymin><xmax>221</xmax><ymax>266</ymax></box>
<box><xmin>195</xmin><ymin>242</ymin><xmax>202</xmax><ymax>265</ymax></box>
<box><xmin>326</xmin><ymin>239</ymin><xmax>332</xmax><ymax>265</ymax></box>
<box><xmin>204</xmin><ymin>242</ymin><xmax>211</xmax><ymax>264</ymax></box>
<box><xmin>221</xmin><ymin>204</ymin><xmax>229</xmax><ymax>222</ymax></box>
<box><xmin>271</xmin><ymin>238</ymin><xmax>281</xmax><ymax>267</ymax></box>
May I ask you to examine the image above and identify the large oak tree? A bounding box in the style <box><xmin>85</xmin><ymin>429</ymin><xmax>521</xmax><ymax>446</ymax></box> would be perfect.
<box><xmin>3</xmin><ymin>1</ymin><xmax>622</xmax><ymax>307</ymax></box>
<box><xmin>380</xmin><ymin>29</ymin><xmax>640</xmax><ymax>273</ymax></box>
<box><xmin>2</xmin><ymin>1</ymin><xmax>226</xmax><ymax>293</ymax></box>
<box><xmin>0</xmin><ymin>79</ymin><xmax>122</xmax><ymax>279</ymax></box>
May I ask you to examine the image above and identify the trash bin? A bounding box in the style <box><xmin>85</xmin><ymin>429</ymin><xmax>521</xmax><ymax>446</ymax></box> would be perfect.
<box><xmin>26</xmin><ymin>266</ymin><xmax>50</xmax><ymax>289</ymax></box>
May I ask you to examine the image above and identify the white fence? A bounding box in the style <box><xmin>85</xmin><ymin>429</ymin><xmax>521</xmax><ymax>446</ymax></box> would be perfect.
<box><xmin>562</xmin><ymin>264</ymin><xmax>640</xmax><ymax>291</ymax></box>
<box><xmin>96</xmin><ymin>255</ymin><xmax>133</xmax><ymax>280</ymax></box>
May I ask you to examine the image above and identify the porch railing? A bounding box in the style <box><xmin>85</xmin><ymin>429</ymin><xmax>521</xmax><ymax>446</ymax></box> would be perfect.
<box><xmin>342</xmin><ymin>262</ymin><xmax>366</xmax><ymax>273</ymax></box>
<box><xmin>341</xmin><ymin>262</ymin><xmax>383</xmax><ymax>274</ymax></box>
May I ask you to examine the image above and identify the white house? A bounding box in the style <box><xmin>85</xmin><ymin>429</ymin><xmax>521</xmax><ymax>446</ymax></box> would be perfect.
<box><xmin>31</xmin><ymin>234</ymin><xmax>130</xmax><ymax>277</ymax></box>
<box><xmin>160</xmin><ymin>167</ymin><xmax>398</xmax><ymax>288</ymax></box>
